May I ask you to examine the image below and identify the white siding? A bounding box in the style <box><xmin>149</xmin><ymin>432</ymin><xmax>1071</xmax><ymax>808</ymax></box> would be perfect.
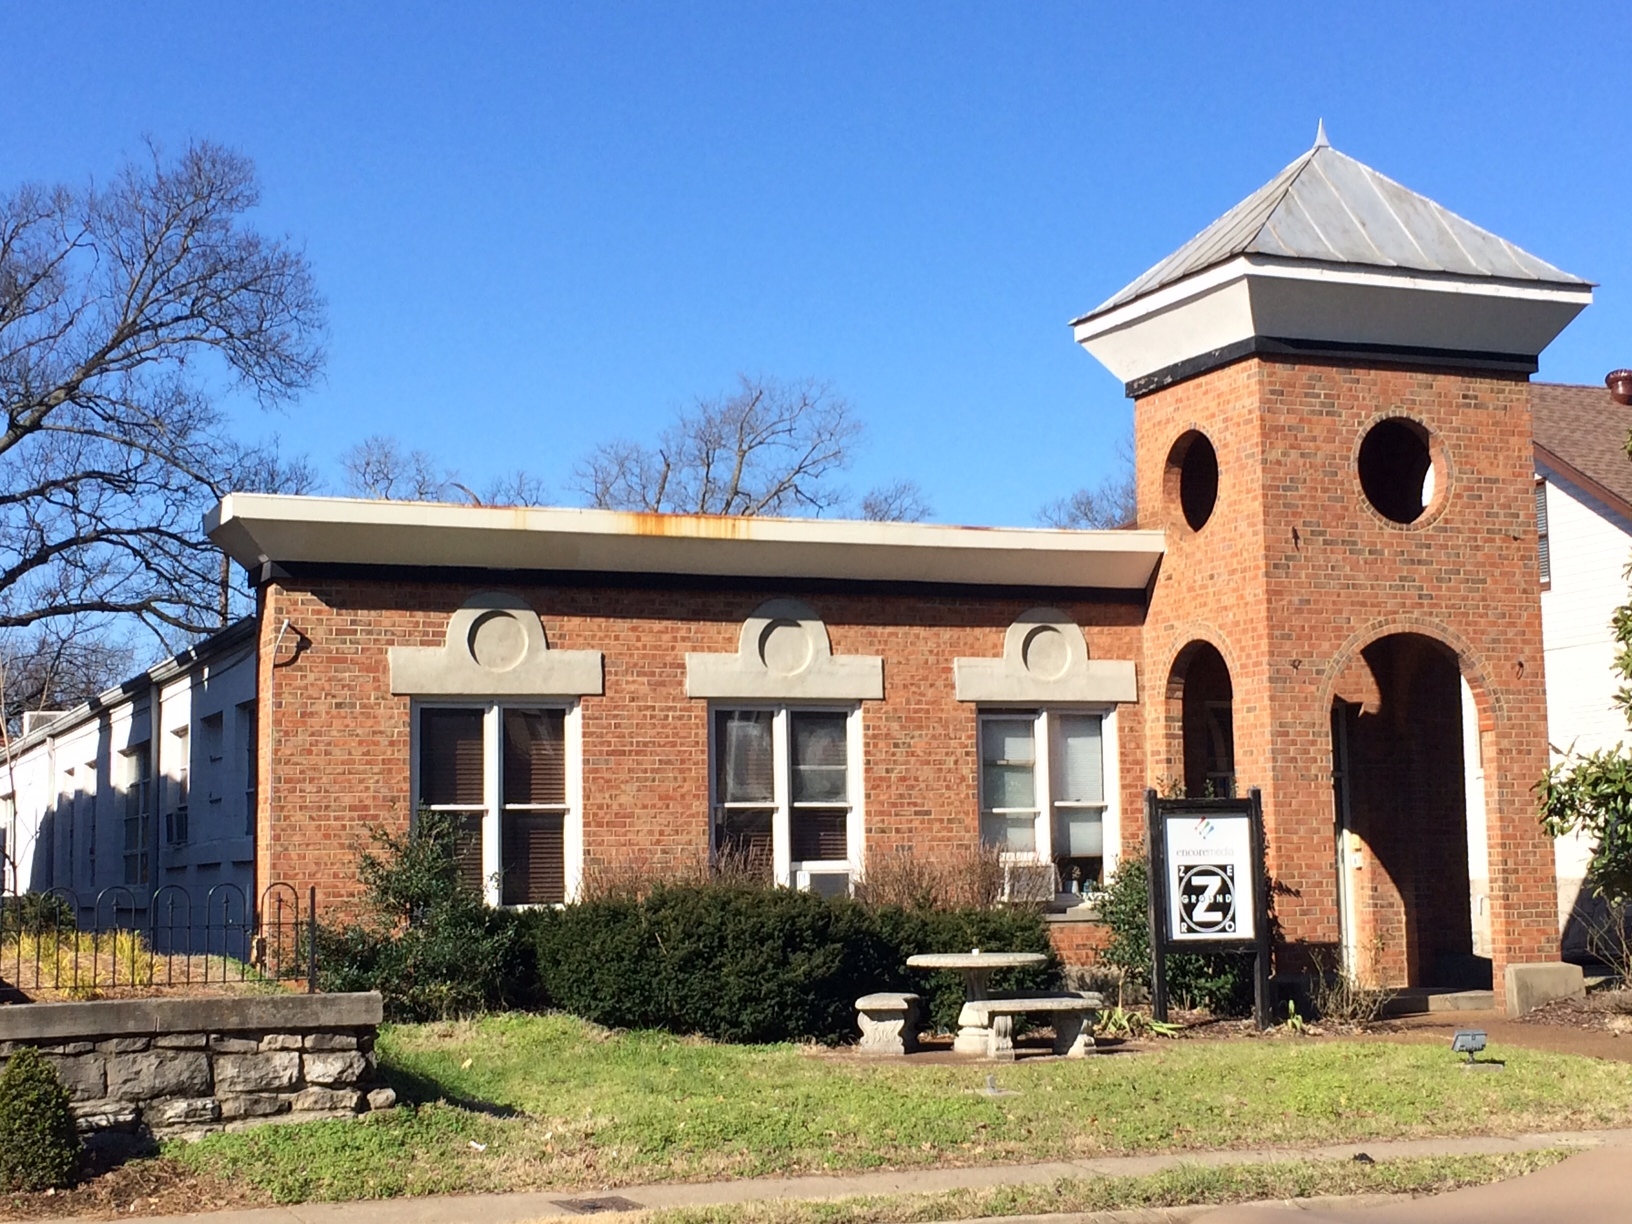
<box><xmin>1537</xmin><ymin>464</ymin><xmax>1632</xmax><ymax>946</ymax></box>
<box><xmin>2</xmin><ymin>629</ymin><xmax>257</xmax><ymax>921</ymax></box>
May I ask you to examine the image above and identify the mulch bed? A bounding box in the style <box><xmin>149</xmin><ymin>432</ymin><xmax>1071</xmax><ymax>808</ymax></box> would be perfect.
<box><xmin>0</xmin><ymin>1140</ymin><xmax>263</xmax><ymax>1221</ymax></box>
<box><xmin>1516</xmin><ymin>989</ymin><xmax>1632</xmax><ymax>1034</ymax></box>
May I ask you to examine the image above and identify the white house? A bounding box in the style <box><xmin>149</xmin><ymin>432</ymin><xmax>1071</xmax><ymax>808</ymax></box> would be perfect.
<box><xmin>1</xmin><ymin>621</ymin><xmax>258</xmax><ymax>927</ymax></box>
<box><xmin>1532</xmin><ymin>381</ymin><xmax>1632</xmax><ymax>954</ymax></box>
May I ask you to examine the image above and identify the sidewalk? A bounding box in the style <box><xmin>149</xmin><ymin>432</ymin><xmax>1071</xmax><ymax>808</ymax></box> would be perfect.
<box><xmin>103</xmin><ymin>1127</ymin><xmax>1632</xmax><ymax>1224</ymax></box>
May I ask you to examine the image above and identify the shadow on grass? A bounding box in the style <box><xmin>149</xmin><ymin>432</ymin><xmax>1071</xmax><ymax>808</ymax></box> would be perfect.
<box><xmin>380</xmin><ymin>1062</ymin><xmax>525</xmax><ymax>1119</ymax></box>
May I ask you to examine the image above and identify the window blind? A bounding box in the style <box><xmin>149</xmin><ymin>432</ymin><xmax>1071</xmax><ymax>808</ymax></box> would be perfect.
<box><xmin>502</xmin><ymin>811</ymin><xmax>565</xmax><ymax>905</ymax></box>
<box><xmin>503</xmin><ymin>709</ymin><xmax>566</xmax><ymax>806</ymax></box>
<box><xmin>420</xmin><ymin>708</ymin><xmax>485</xmax><ymax>806</ymax></box>
<box><xmin>716</xmin><ymin>710</ymin><xmax>774</xmax><ymax>803</ymax></box>
<box><xmin>790</xmin><ymin>809</ymin><xmax>847</xmax><ymax>861</ymax></box>
<box><xmin>1535</xmin><ymin>479</ymin><xmax>1551</xmax><ymax>586</ymax></box>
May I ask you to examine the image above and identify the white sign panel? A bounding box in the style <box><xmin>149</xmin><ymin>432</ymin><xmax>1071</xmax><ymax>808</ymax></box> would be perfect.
<box><xmin>1163</xmin><ymin>811</ymin><xmax>1255</xmax><ymax>943</ymax></box>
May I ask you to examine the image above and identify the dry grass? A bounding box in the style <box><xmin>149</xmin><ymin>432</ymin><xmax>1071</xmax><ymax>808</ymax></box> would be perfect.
<box><xmin>0</xmin><ymin>931</ymin><xmax>286</xmax><ymax>1001</ymax></box>
<box><xmin>850</xmin><ymin>843</ymin><xmax>1007</xmax><ymax>910</ymax></box>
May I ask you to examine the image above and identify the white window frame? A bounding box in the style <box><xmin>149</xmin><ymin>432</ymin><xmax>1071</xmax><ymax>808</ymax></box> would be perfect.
<box><xmin>409</xmin><ymin>699</ymin><xmax>583</xmax><ymax>907</ymax></box>
<box><xmin>120</xmin><ymin>743</ymin><xmax>152</xmax><ymax>887</ymax></box>
<box><xmin>977</xmin><ymin>707</ymin><xmax>1121</xmax><ymax>896</ymax></box>
<box><xmin>707</xmin><ymin>703</ymin><xmax>865</xmax><ymax>892</ymax></box>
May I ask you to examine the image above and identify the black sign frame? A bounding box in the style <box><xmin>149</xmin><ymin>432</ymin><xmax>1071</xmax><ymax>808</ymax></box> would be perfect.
<box><xmin>1144</xmin><ymin>787</ymin><xmax>1272</xmax><ymax>1030</ymax></box>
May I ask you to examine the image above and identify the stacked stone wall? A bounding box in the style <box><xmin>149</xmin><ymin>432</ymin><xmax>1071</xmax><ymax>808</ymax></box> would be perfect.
<box><xmin>0</xmin><ymin>993</ymin><xmax>389</xmax><ymax>1139</ymax></box>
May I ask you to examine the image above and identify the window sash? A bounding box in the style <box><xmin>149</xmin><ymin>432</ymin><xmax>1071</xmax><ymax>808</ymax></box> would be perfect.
<box><xmin>979</xmin><ymin>709</ymin><xmax>1113</xmax><ymax>891</ymax></box>
<box><xmin>711</xmin><ymin>705</ymin><xmax>857</xmax><ymax>887</ymax></box>
<box><xmin>415</xmin><ymin>703</ymin><xmax>576</xmax><ymax>906</ymax></box>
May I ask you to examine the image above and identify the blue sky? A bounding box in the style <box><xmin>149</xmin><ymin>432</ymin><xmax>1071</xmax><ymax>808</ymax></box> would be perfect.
<box><xmin>4</xmin><ymin>2</ymin><xmax>1629</xmax><ymax>526</ymax></box>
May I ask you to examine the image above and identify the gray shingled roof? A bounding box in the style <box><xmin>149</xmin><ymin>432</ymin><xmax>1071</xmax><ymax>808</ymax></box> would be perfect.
<box><xmin>1080</xmin><ymin>134</ymin><xmax>1589</xmax><ymax>321</ymax></box>
<box><xmin>1532</xmin><ymin>382</ymin><xmax>1632</xmax><ymax>514</ymax></box>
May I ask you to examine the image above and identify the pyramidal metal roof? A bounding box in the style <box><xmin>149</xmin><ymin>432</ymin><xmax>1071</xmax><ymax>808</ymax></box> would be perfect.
<box><xmin>1079</xmin><ymin>126</ymin><xmax>1589</xmax><ymax>322</ymax></box>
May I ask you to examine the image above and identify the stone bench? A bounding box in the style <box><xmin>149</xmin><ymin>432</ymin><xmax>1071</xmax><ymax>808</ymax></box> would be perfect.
<box><xmin>856</xmin><ymin>992</ymin><xmax>920</xmax><ymax>1055</ymax></box>
<box><xmin>955</xmin><ymin>991</ymin><xmax>1103</xmax><ymax>1060</ymax></box>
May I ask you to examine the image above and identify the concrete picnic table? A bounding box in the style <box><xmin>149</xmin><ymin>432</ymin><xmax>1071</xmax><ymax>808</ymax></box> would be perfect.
<box><xmin>905</xmin><ymin>950</ymin><xmax>1046</xmax><ymax>1002</ymax></box>
<box><xmin>906</xmin><ymin>950</ymin><xmax>1059</xmax><ymax>1057</ymax></box>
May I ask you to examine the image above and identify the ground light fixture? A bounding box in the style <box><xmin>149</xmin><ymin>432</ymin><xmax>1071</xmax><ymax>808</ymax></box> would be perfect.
<box><xmin>1451</xmin><ymin>1029</ymin><xmax>1501</xmax><ymax>1071</ymax></box>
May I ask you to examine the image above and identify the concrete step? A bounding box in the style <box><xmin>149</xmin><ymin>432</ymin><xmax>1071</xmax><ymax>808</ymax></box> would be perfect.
<box><xmin>1380</xmin><ymin>987</ymin><xmax>1496</xmax><ymax>1016</ymax></box>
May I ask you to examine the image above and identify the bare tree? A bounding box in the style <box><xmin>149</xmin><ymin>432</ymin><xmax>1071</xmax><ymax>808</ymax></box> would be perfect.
<box><xmin>339</xmin><ymin>435</ymin><xmax>455</xmax><ymax>501</ymax></box>
<box><xmin>573</xmin><ymin>375</ymin><xmax>863</xmax><ymax>516</ymax></box>
<box><xmin>1038</xmin><ymin>436</ymin><xmax>1137</xmax><ymax>529</ymax></box>
<box><xmin>482</xmin><ymin>469</ymin><xmax>551</xmax><ymax>507</ymax></box>
<box><xmin>0</xmin><ymin>620</ymin><xmax>133</xmax><ymax>737</ymax></box>
<box><xmin>859</xmin><ymin>479</ymin><xmax>933</xmax><ymax>523</ymax></box>
<box><xmin>0</xmin><ymin>139</ymin><xmax>324</xmax><ymax>649</ymax></box>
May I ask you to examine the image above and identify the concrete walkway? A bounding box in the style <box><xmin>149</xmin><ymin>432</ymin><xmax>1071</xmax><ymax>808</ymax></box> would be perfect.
<box><xmin>1195</xmin><ymin>1141</ymin><xmax>1632</xmax><ymax>1222</ymax></box>
<box><xmin>103</xmin><ymin>1127</ymin><xmax>1632</xmax><ymax>1224</ymax></box>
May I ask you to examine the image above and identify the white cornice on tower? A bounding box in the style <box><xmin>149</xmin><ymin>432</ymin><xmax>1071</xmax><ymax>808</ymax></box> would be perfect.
<box><xmin>1073</xmin><ymin>133</ymin><xmax>1593</xmax><ymax>395</ymax></box>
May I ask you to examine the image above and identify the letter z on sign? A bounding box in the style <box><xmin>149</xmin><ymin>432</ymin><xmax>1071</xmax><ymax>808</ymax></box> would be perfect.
<box><xmin>1177</xmin><ymin>863</ymin><xmax>1236</xmax><ymax>935</ymax></box>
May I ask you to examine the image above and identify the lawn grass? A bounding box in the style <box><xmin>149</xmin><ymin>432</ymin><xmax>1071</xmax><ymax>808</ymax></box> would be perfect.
<box><xmin>172</xmin><ymin>1013</ymin><xmax>1632</xmax><ymax>1203</ymax></box>
<box><xmin>639</xmin><ymin>1152</ymin><xmax>1572</xmax><ymax>1224</ymax></box>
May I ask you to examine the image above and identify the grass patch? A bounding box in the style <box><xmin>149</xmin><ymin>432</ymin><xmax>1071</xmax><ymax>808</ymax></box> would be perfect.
<box><xmin>172</xmin><ymin>1013</ymin><xmax>1632</xmax><ymax>1203</ymax></box>
<box><xmin>638</xmin><ymin>1152</ymin><xmax>1572</xmax><ymax>1224</ymax></box>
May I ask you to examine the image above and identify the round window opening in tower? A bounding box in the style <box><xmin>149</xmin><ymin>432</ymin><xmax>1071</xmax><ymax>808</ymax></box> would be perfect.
<box><xmin>1165</xmin><ymin>431</ymin><xmax>1219</xmax><ymax>532</ymax></box>
<box><xmin>1357</xmin><ymin>418</ymin><xmax>1437</xmax><ymax>525</ymax></box>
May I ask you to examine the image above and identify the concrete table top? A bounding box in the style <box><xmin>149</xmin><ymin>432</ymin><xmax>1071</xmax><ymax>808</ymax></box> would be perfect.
<box><xmin>905</xmin><ymin>952</ymin><xmax>1046</xmax><ymax>971</ymax></box>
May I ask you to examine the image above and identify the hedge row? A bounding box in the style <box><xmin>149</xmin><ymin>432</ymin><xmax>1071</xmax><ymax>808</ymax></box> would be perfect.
<box><xmin>317</xmin><ymin>812</ymin><xmax>1062</xmax><ymax>1039</ymax></box>
<box><xmin>530</xmin><ymin>885</ymin><xmax>1060</xmax><ymax>1042</ymax></box>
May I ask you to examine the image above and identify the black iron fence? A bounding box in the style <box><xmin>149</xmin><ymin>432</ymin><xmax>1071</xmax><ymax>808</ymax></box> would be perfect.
<box><xmin>0</xmin><ymin>882</ymin><xmax>317</xmax><ymax>998</ymax></box>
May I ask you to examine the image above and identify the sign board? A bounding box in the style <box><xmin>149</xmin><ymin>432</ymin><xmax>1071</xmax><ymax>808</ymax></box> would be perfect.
<box><xmin>1144</xmin><ymin>788</ymin><xmax>1272</xmax><ymax>1029</ymax></box>
<box><xmin>1163</xmin><ymin>809</ymin><xmax>1256</xmax><ymax>943</ymax></box>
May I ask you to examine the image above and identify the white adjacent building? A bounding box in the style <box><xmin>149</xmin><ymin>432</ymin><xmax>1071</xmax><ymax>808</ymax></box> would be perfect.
<box><xmin>1</xmin><ymin>621</ymin><xmax>258</xmax><ymax>925</ymax></box>
<box><xmin>1532</xmin><ymin>382</ymin><xmax>1632</xmax><ymax>953</ymax></box>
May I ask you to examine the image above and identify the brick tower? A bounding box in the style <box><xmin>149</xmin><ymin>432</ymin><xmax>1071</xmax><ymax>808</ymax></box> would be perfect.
<box><xmin>1074</xmin><ymin>128</ymin><xmax>1593</xmax><ymax>999</ymax></box>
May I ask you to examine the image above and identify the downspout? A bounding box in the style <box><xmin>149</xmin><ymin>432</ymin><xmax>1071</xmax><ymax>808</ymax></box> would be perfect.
<box><xmin>263</xmin><ymin>617</ymin><xmax>293</xmax><ymax>898</ymax></box>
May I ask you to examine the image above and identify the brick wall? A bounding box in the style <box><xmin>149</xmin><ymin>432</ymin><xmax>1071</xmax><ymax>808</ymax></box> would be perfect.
<box><xmin>256</xmin><ymin>582</ymin><xmax>1148</xmax><ymax>911</ymax></box>
<box><xmin>1134</xmin><ymin>356</ymin><xmax>1559</xmax><ymax>991</ymax></box>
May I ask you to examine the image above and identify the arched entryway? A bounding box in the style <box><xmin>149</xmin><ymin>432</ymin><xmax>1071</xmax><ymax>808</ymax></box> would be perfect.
<box><xmin>1329</xmin><ymin>632</ymin><xmax>1486</xmax><ymax>990</ymax></box>
<box><xmin>1169</xmin><ymin>641</ymin><xmax>1235</xmax><ymax>799</ymax></box>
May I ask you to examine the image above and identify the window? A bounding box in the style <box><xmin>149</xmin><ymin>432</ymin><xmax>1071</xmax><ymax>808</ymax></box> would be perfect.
<box><xmin>414</xmin><ymin>704</ymin><xmax>576</xmax><ymax>906</ymax></box>
<box><xmin>165</xmin><ymin>727</ymin><xmax>189</xmax><ymax>846</ymax></box>
<box><xmin>201</xmin><ymin>712</ymin><xmax>224</xmax><ymax>805</ymax></box>
<box><xmin>979</xmin><ymin>710</ymin><xmax>1110</xmax><ymax>898</ymax></box>
<box><xmin>237</xmin><ymin>701</ymin><xmax>257</xmax><ymax>836</ymax></box>
<box><xmin>121</xmin><ymin>744</ymin><xmax>152</xmax><ymax>886</ymax></box>
<box><xmin>1535</xmin><ymin>478</ymin><xmax>1551</xmax><ymax>589</ymax></box>
<box><xmin>712</xmin><ymin>706</ymin><xmax>859</xmax><ymax>895</ymax></box>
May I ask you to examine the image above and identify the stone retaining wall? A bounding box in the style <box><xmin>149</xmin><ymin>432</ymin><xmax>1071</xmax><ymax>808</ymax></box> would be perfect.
<box><xmin>0</xmin><ymin>992</ymin><xmax>389</xmax><ymax>1138</ymax></box>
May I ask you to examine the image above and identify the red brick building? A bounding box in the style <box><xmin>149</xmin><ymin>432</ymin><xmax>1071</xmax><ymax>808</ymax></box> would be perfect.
<box><xmin>209</xmin><ymin>133</ymin><xmax>1598</xmax><ymax>1007</ymax></box>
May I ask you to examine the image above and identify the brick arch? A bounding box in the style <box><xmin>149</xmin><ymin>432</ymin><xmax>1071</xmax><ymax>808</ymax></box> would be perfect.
<box><xmin>1318</xmin><ymin>614</ymin><xmax>1501</xmax><ymax>735</ymax></box>
<box><xmin>1158</xmin><ymin>629</ymin><xmax>1241</xmax><ymax>798</ymax></box>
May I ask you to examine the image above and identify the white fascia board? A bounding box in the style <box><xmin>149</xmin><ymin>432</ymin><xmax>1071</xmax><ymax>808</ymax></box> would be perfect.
<box><xmin>1074</xmin><ymin>256</ymin><xmax>1593</xmax><ymax>385</ymax></box>
<box><xmin>207</xmin><ymin>495</ymin><xmax>1167</xmax><ymax>591</ymax></box>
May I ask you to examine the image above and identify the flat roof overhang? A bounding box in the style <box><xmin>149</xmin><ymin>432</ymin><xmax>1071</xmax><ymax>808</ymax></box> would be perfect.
<box><xmin>206</xmin><ymin>494</ymin><xmax>1166</xmax><ymax>591</ymax></box>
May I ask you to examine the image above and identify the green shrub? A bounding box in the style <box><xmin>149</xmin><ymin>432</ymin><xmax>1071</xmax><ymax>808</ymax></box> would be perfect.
<box><xmin>531</xmin><ymin>884</ymin><xmax>1061</xmax><ymax>1043</ymax></box>
<box><xmin>0</xmin><ymin>1047</ymin><xmax>80</xmax><ymax>1191</ymax></box>
<box><xmin>1098</xmin><ymin>856</ymin><xmax>1253</xmax><ymax>1016</ymax></box>
<box><xmin>0</xmin><ymin>892</ymin><xmax>75</xmax><ymax>937</ymax></box>
<box><xmin>317</xmin><ymin>811</ymin><xmax>534</xmax><ymax>1020</ymax></box>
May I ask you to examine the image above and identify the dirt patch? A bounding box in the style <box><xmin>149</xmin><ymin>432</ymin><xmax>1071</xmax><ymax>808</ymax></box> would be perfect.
<box><xmin>0</xmin><ymin>1143</ymin><xmax>264</xmax><ymax>1221</ymax></box>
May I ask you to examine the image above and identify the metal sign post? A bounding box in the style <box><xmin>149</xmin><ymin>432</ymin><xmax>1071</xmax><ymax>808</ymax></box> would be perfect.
<box><xmin>1145</xmin><ymin>787</ymin><xmax>1272</xmax><ymax>1030</ymax></box>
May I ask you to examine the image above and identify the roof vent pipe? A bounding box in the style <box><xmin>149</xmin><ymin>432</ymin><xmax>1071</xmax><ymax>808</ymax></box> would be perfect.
<box><xmin>1608</xmin><ymin>370</ymin><xmax>1632</xmax><ymax>406</ymax></box>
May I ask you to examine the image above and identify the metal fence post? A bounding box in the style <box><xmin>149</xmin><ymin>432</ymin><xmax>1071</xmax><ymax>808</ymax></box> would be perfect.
<box><xmin>307</xmin><ymin>886</ymin><xmax>318</xmax><ymax>994</ymax></box>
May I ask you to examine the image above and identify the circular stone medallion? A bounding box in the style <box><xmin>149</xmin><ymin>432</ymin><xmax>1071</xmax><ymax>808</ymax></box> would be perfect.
<box><xmin>759</xmin><ymin>619</ymin><xmax>814</xmax><ymax>676</ymax></box>
<box><xmin>1021</xmin><ymin>624</ymin><xmax>1071</xmax><ymax>680</ymax></box>
<box><xmin>468</xmin><ymin>610</ymin><xmax>529</xmax><ymax>672</ymax></box>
